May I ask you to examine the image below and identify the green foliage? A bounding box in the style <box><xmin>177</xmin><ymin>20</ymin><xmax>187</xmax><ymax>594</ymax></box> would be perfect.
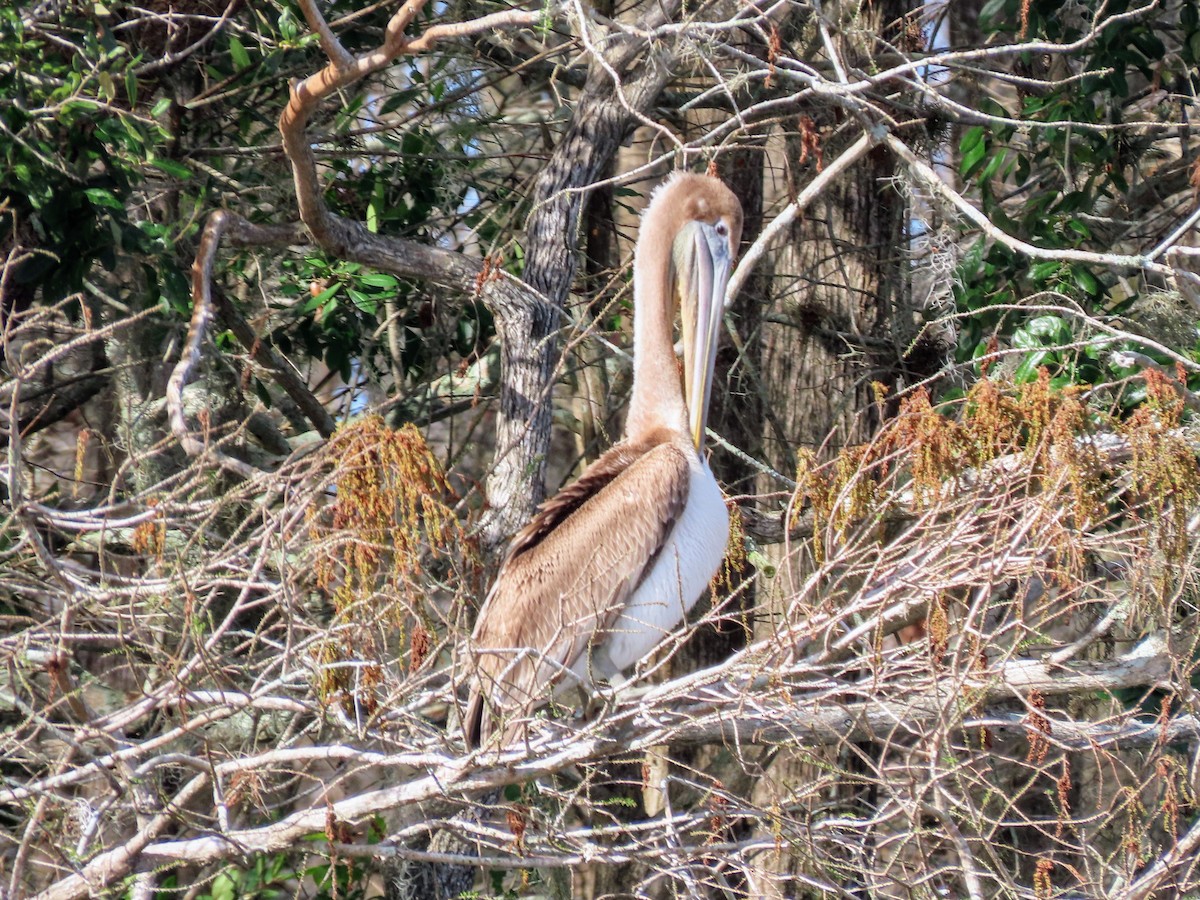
<box><xmin>0</xmin><ymin>4</ymin><xmax>190</xmax><ymax>306</ymax></box>
<box><xmin>274</xmin><ymin>253</ymin><xmax>493</xmax><ymax>384</ymax></box>
<box><xmin>951</xmin><ymin>0</ymin><xmax>1200</xmax><ymax>392</ymax></box>
<box><xmin>140</xmin><ymin>850</ymin><xmax>380</xmax><ymax>900</ymax></box>
<box><xmin>1</xmin><ymin>1</ymin><xmax>501</xmax><ymax>401</ymax></box>
<box><xmin>271</xmin><ymin>122</ymin><xmax>496</xmax><ymax>381</ymax></box>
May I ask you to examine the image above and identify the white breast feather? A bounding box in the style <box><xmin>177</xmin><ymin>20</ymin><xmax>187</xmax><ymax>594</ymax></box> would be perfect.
<box><xmin>572</xmin><ymin>456</ymin><xmax>729</xmax><ymax>684</ymax></box>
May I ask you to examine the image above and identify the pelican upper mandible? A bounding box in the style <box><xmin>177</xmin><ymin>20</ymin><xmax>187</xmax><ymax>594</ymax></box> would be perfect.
<box><xmin>464</xmin><ymin>172</ymin><xmax>743</xmax><ymax>748</ymax></box>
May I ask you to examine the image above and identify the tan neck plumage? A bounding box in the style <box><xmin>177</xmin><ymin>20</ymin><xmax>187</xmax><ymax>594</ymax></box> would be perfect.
<box><xmin>626</xmin><ymin>198</ymin><xmax>687</xmax><ymax>443</ymax></box>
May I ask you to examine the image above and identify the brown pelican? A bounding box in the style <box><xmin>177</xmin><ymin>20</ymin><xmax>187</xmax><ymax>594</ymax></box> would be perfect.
<box><xmin>464</xmin><ymin>173</ymin><xmax>743</xmax><ymax>748</ymax></box>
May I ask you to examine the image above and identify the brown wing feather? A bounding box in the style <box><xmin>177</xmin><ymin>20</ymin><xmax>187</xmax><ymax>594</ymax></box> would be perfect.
<box><xmin>502</xmin><ymin>442</ymin><xmax>650</xmax><ymax>561</ymax></box>
<box><xmin>465</xmin><ymin>433</ymin><xmax>690</xmax><ymax>748</ymax></box>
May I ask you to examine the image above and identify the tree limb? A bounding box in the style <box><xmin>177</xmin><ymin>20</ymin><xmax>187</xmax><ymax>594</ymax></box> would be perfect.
<box><xmin>22</xmin><ymin>641</ymin><xmax>1170</xmax><ymax>897</ymax></box>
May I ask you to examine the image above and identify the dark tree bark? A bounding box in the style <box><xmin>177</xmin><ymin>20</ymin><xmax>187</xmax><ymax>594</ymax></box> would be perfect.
<box><xmin>492</xmin><ymin>5</ymin><xmax>680</xmax><ymax>544</ymax></box>
<box><xmin>751</xmin><ymin>3</ymin><xmax>913</xmax><ymax>893</ymax></box>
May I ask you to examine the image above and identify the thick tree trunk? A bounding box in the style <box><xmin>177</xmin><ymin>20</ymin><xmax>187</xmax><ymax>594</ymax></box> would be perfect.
<box><xmin>750</xmin><ymin>4</ymin><xmax>912</xmax><ymax>894</ymax></box>
<box><xmin>760</xmin><ymin>138</ymin><xmax>907</xmax><ymax>458</ymax></box>
<box><xmin>478</xmin><ymin>3</ymin><xmax>680</xmax><ymax>550</ymax></box>
<box><xmin>572</xmin><ymin>160</ymin><xmax>619</xmax><ymax>466</ymax></box>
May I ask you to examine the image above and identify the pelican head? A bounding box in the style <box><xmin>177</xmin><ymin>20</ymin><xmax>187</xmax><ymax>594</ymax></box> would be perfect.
<box><xmin>664</xmin><ymin>177</ymin><xmax>743</xmax><ymax>451</ymax></box>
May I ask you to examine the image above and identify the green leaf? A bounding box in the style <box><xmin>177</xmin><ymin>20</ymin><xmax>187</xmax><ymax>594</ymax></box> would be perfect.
<box><xmin>958</xmin><ymin>238</ymin><xmax>987</xmax><ymax>280</ymax></box>
<box><xmin>1030</xmin><ymin>260</ymin><xmax>1060</xmax><ymax>282</ymax></box>
<box><xmin>359</xmin><ymin>273</ymin><xmax>398</xmax><ymax>289</ymax></box>
<box><xmin>1073</xmin><ymin>267</ymin><xmax>1100</xmax><ymax>295</ymax></box>
<box><xmin>210</xmin><ymin>873</ymin><xmax>237</xmax><ymax>900</ymax></box>
<box><xmin>1022</xmin><ymin>95</ymin><xmax>1046</xmax><ymax>116</ymax></box>
<box><xmin>60</xmin><ymin>99</ymin><xmax>99</xmax><ymax>116</ymax></box>
<box><xmin>347</xmin><ymin>288</ymin><xmax>376</xmax><ymax>314</ymax></box>
<box><xmin>960</xmin><ymin>139</ymin><xmax>987</xmax><ymax>179</ymax></box>
<box><xmin>979</xmin><ymin>148</ymin><xmax>1010</xmax><ymax>180</ymax></box>
<box><xmin>229</xmin><ymin>35</ymin><xmax>250</xmax><ymax>70</ymax></box>
<box><xmin>118</xmin><ymin>115</ymin><xmax>147</xmax><ymax>150</ymax></box>
<box><xmin>1012</xmin><ymin>316</ymin><xmax>1070</xmax><ymax>349</ymax></box>
<box><xmin>278</xmin><ymin>7</ymin><xmax>300</xmax><ymax>40</ymax></box>
<box><xmin>253</xmin><ymin>378</ymin><xmax>273</xmax><ymax>408</ymax></box>
<box><xmin>1067</xmin><ymin>219</ymin><xmax>1091</xmax><ymax>239</ymax></box>
<box><xmin>1027</xmin><ymin>314</ymin><xmax>1072</xmax><ymax>342</ymax></box>
<box><xmin>1013</xmin><ymin>353</ymin><xmax>1049</xmax><ymax>383</ymax></box>
<box><xmin>151</xmin><ymin>97</ymin><xmax>171</xmax><ymax>117</ymax></box>
<box><xmin>1108</xmin><ymin>66</ymin><xmax>1128</xmax><ymax>97</ymax></box>
<box><xmin>960</xmin><ymin>125</ymin><xmax>983</xmax><ymax>154</ymax></box>
<box><xmin>98</xmin><ymin>71</ymin><xmax>116</xmax><ymax>102</ymax></box>
<box><xmin>162</xmin><ymin>265</ymin><xmax>191</xmax><ymax>313</ymax></box>
<box><xmin>83</xmin><ymin>187</ymin><xmax>124</xmax><ymax>210</ymax></box>
<box><xmin>380</xmin><ymin>88</ymin><xmax>419</xmax><ymax>115</ymax></box>
<box><xmin>302</xmin><ymin>282</ymin><xmax>341</xmax><ymax>315</ymax></box>
<box><xmin>1011</xmin><ymin>328</ymin><xmax>1038</xmax><ymax>350</ymax></box>
<box><xmin>978</xmin><ymin>0</ymin><xmax>1007</xmax><ymax>24</ymax></box>
<box><xmin>1134</xmin><ymin>31</ymin><xmax>1165</xmax><ymax>60</ymax></box>
<box><xmin>148</xmin><ymin>158</ymin><xmax>191</xmax><ymax>179</ymax></box>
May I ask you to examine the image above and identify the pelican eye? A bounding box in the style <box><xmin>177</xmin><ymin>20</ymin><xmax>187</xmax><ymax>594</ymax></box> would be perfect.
<box><xmin>715</xmin><ymin>221</ymin><xmax>728</xmax><ymax>237</ymax></box>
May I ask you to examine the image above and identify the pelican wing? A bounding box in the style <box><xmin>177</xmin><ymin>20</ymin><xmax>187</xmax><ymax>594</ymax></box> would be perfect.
<box><xmin>464</xmin><ymin>434</ymin><xmax>691</xmax><ymax>747</ymax></box>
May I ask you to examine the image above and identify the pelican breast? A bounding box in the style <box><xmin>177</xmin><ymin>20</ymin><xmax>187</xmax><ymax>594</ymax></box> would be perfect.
<box><xmin>585</xmin><ymin>453</ymin><xmax>728</xmax><ymax>680</ymax></box>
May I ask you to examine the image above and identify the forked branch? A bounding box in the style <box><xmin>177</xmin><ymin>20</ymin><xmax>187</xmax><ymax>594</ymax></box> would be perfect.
<box><xmin>279</xmin><ymin>0</ymin><xmax>545</xmax><ymax>253</ymax></box>
<box><xmin>169</xmin><ymin>212</ymin><xmax>315</xmax><ymax>476</ymax></box>
<box><xmin>274</xmin><ymin>0</ymin><xmax>559</xmax><ymax>547</ymax></box>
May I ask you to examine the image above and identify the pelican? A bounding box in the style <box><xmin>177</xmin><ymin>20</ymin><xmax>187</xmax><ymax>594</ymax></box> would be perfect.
<box><xmin>464</xmin><ymin>172</ymin><xmax>743</xmax><ymax>748</ymax></box>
